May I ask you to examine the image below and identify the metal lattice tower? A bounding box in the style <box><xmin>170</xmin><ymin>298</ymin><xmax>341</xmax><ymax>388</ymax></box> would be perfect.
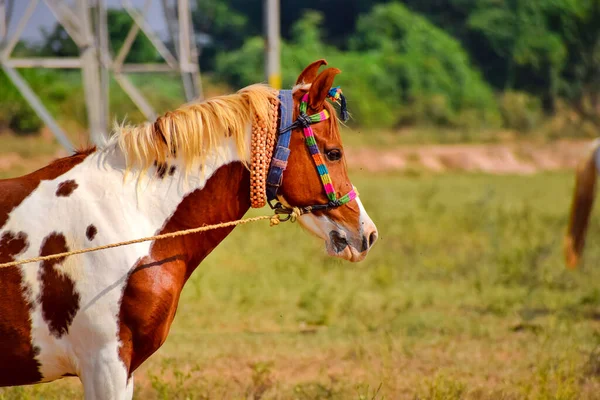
<box><xmin>0</xmin><ymin>0</ymin><xmax>203</xmax><ymax>150</ymax></box>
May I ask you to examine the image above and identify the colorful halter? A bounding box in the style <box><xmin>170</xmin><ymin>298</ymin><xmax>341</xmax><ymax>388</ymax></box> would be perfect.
<box><xmin>266</xmin><ymin>89</ymin><xmax>357</xmax><ymax>220</ymax></box>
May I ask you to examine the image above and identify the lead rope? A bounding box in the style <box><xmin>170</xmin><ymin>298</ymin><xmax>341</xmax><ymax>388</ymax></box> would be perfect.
<box><xmin>0</xmin><ymin>211</ymin><xmax>303</xmax><ymax>269</ymax></box>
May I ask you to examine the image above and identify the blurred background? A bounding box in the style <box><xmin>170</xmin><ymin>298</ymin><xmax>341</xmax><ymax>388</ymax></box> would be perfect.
<box><xmin>1</xmin><ymin>1</ymin><xmax>600</xmax><ymax>399</ymax></box>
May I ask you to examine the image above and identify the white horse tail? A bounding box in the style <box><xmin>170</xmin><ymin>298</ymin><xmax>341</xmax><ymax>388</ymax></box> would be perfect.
<box><xmin>565</xmin><ymin>139</ymin><xmax>600</xmax><ymax>268</ymax></box>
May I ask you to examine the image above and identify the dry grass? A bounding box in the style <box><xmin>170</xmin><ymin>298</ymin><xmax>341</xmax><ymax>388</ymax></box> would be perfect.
<box><xmin>1</xmin><ymin>136</ymin><xmax>600</xmax><ymax>399</ymax></box>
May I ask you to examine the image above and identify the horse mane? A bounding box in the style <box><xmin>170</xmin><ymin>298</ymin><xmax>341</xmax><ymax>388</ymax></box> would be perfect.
<box><xmin>47</xmin><ymin>146</ymin><xmax>97</xmax><ymax>167</ymax></box>
<box><xmin>107</xmin><ymin>84</ymin><xmax>278</xmax><ymax>176</ymax></box>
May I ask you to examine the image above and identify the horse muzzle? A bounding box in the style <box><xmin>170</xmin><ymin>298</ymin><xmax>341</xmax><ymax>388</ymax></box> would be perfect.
<box><xmin>326</xmin><ymin>226</ymin><xmax>378</xmax><ymax>262</ymax></box>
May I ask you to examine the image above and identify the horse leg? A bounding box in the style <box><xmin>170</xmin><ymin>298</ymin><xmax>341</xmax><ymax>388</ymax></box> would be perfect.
<box><xmin>80</xmin><ymin>351</ymin><xmax>131</xmax><ymax>400</ymax></box>
<box><xmin>125</xmin><ymin>375</ymin><xmax>134</xmax><ymax>399</ymax></box>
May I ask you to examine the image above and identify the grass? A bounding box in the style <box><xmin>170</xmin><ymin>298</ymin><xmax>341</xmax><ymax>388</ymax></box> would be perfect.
<box><xmin>339</xmin><ymin>124</ymin><xmax>595</xmax><ymax>149</ymax></box>
<box><xmin>0</xmin><ymin>133</ymin><xmax>61</xmax><ymax>159</ymax></box>
<box><xmin>1</xmin><ymin>166</ymin><xmax>600</xmax><ymax>399</ymax></box>
<box><xmin>0</xmin><ymin>133</ymin><xmax>63</xmax><ymax>179</ymax></box>
<box><xmin>340</xmin><ymin>126</ymin><xmax>512</xmax><ymax>148</ymax></box>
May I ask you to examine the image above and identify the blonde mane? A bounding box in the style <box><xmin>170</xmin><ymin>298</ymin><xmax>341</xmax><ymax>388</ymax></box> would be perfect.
<box><xmin>108</xmin><ymin>84</ymin><xmax>278</xmax><ymax>176</ymax></box>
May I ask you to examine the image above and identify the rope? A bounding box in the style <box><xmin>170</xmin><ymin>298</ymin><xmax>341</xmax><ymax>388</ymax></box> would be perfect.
<box><xmin>0</xmin><ymin>214</ymin><xmax>286</xmax><ymax>269</ymax></box>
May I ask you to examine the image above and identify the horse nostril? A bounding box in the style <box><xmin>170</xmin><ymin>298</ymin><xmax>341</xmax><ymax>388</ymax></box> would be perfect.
<box><xmin>360</xmin><ymin>230</ymin><xmax>378</xmax><ymax>252</ymax></box>
<box><xmin>329</xmin><ymin>231</ymin><xmax>348</xmax><ymax>253</ymax></box>
<box><xmin>368</xmin><ymin>231</ymin><xmax>378</xmax><ymax>248</ymax></box>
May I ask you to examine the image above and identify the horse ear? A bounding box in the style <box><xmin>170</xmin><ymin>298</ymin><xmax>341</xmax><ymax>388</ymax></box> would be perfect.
<box><xmin>296</xmin><ymin>59</ymin><xmax>328</xmax><ymax>85</ymax></box>
<box><xmin>308</xmin><ymin>67</ymin><xmax>341</xmax><ymax>110</ymax></box>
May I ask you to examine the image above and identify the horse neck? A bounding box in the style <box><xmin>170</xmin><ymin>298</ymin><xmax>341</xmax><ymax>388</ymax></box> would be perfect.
<box><xmin>99</xmin><ymin>132</ymin><xmax>253</xmax><ymax>280</ymax></box>
<box><xmin>156</xmin><ymin>161</ymin><xmax>251</xmax><ymax>280</ymax></box>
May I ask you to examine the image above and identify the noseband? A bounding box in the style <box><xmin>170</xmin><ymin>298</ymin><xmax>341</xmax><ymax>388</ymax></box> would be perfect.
<box><xmin>265</xmin><ymin>90</ymin><xmax>357</xmax><ymax>221</ymax></box>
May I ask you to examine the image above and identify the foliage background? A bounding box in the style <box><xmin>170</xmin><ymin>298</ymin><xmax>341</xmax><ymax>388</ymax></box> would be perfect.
<box><xmin>2</xmin><ymin>0</ymin><xmax>600</xmax><ymax>137</ymax></box>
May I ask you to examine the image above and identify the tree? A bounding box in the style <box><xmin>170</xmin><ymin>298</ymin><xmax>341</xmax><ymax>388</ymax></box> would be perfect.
<box><xmin>105</xmin><ymin>9</ymin><xmax>159</xmax><ymax>62</ymax></box>
<box><xmin>467</xmin><ymin>0</ymin><xmax>567</xmax><ymax>109</ymax></box>
<box><xmin>216</xmin><ymin>7</ymin><xmax>499</xmax><ymax>129</ymax></box>
<box><xmin>191</xmin><ymin>0</ymin><xmax>248</xmax><ymax>70</ymax></box>
<box><xmin>195</xmin><ymin>0</ymin><xmax>392</xmax><ymax>50</ymax></box>
<box><xmin>351</xmin><ymin>2</ymin><xmax>499</xmax><ymax>127</ymax></box>
<box><xmin>549</xmin><ymin>0</ymin><xmax>600</xmax><ymax>121</ymax></box>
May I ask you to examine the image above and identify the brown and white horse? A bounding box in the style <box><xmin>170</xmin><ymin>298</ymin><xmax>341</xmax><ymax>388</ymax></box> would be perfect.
<box><xmin>0</xmin><ymin>60</ymin><xmax>377</xmax><ymax>398</ymax></box>
<box><xmin>565</xmin><ymin>139</ymin><xmax>600</xmax><ymax>268</ymax></box>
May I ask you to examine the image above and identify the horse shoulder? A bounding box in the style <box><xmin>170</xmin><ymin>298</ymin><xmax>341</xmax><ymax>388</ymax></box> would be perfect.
<box><xmin>0</xmin><ymin>151</ymin><xmax>93</xmax><ymax>230</ymax></box>
<box><xmin>118</xmin><ymin>250</ymin><xmax>187</xmax><ymax>375</ymax></box>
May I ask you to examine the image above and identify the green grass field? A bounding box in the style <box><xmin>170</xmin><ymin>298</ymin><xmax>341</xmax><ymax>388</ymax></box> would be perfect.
<box><xmin>1</xmin><ymin>169</ymin><xmax>600</xmax><ymax>399</ymax></box>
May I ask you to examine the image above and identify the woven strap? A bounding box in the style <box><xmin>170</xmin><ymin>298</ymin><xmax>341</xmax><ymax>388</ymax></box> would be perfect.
<box><xmin>266</xmin><ymin>90</ymin><xmax>294</xmax><ymax>202</ymax></box>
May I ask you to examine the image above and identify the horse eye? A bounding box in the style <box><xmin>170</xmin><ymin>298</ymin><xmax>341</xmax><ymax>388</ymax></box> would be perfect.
<box><xmin>326</xmin><ymin>149</ymin><xmax>342</xmax><ymax>161</ymax></box>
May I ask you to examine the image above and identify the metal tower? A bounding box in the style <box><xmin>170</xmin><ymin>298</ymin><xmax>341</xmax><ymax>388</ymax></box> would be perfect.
<box><xmin>0</xmin><ymin>0</ymin><xmax>203</xmax><ymax>150</ymax></box>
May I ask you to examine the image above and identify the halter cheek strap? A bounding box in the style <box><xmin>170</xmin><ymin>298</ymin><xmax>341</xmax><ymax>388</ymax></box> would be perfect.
<box><xmin>266</xmin><ymin>90</ymin><xmax>357</xmax><ymax>219</ymax></box>
<box><xmin>298</xmin><ymin>93</ymin><xmax>357</xmax><ymax>208</ymax></box>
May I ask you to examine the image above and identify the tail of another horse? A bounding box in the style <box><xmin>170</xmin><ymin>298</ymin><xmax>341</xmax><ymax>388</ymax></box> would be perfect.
<box><xmin>565</xmin><ymin>139</ymin><xmax>600</xmax><ymax>268</ymax></box>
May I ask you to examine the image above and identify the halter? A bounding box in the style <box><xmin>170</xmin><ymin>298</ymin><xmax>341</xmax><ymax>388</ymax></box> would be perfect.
<box><xmin>266</xmin><ymin>89</ymin><xmax>357</xmax><ymax>221</ymax></box>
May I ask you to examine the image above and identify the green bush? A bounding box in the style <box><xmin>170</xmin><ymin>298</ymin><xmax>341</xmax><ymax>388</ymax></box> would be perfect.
<box><xmin>0</xmin><ymin>69</ymin><xmax>187</xmax><ymax>134</ymax></box>
<box><xmin>214</xmin><ymin>36</ymin><xmax>265</xmax><ymax>89</ymax></box>
<box><xmin>499</xmin><ymin>91</ymin><xmax>543</xmax><ymax>132</ymax></box>
<box><xmin>215</xmin><ymin>12</ymin><xmax>401</xmax><ymax>129</ymax></box>
<box><xmin>351</xmin><ymin>2</ymin><xmax>501</xmax><ymax>129</ymax></box>
<box><xmin>215</xmin><ymin>7</ymin><xmax>501</xmax><ymax>131</ymax></box>
<box><xmin>0</xmin><ymin>69</ymin><xmax>72</xmax><ymax>134</ymax></box>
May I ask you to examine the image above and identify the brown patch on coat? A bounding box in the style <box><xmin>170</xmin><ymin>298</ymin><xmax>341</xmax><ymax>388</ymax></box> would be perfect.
<box><xmin>55</xmin><ymin>180</ymin><xmax>79</xmax><ymax>197</ymax></box>
<box><xmin>0</xmin><ymin>231</ymin><xmax>43</xmax><ymax>386</ymax></box>
<box><xmin>0</xmin><ymin>149</ymin><xmax>93</xmax><ymax>230</ymax></box>
<box><xmin>0</xmin><ymin>149</ymin><xmax>93</xmax><ymax>387</ymax></box>
<box><xmin>0</xmin><ymin>231</ymin><xmax>28</xmax><ymax>261</ymax></box>
<box><xmin>168</xmin><ymin>166</ymin><xmax>176</xmax><ymax>176</ymax></box>
<box><xmin>38</xmin><ymin>232</ymin><xmax>80</xmax><ymax>338</ymax></box>
<box><xmin>86</xmin><ymin>225</ymin><xmax>97</xmax><ymax>241</ymax></box>
<box><xmin>118</xmin><ymin>162</ymin><xmax>251</xmax><ymax>376</ymax></box>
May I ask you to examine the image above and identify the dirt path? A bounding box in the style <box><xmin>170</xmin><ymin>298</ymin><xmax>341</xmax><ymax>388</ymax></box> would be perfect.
<box><xmin>345</xmin><ymin>139</ymin><xmax>590</xmax><ymax>174</ymax></box>
<box><xmin>0</xmin><ymin>139</ymin><xmax>592</xmax><ymax>175</ymax></box>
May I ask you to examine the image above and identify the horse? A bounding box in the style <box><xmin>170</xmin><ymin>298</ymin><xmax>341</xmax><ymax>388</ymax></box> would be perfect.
<box><xmin>0</xmin><ymin>59</ymin><xmax>378</xmax><ymax>398</ymax></box>
<box><xmin>564</xmin><ymin>139</ymin><xmax>600</xmax><ymax>268</ymax></box>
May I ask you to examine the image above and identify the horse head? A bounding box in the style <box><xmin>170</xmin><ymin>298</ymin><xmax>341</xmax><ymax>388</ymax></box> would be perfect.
<box><xmin>269</xmin><ymin>60</ymin><xmax>378</xmax><ymax>262</ymax></box>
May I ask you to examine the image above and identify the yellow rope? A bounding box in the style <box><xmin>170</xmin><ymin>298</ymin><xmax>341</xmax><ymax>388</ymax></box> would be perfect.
<box><xmin>0</xmin><ymin>214</ymin><xmax>284</xmax><ymax>269</ymax></box>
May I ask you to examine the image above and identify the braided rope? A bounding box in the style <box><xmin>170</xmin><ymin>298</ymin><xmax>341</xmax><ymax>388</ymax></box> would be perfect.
<box><xmin>249</xmin><ymin>97</ymin><xmax>278</xmax><ymax>208</ymax></box>
<box><xmin>0</xmin><ymin>214</ymin><xmax>287</xmax><ymax>269</ymax></box>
